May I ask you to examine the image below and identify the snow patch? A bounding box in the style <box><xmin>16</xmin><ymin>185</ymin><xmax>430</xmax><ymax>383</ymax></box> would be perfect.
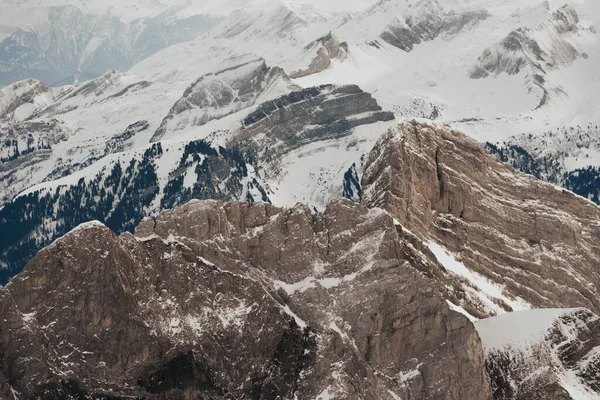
<box><xmin>427</xmin><ymin>241</ymin><xmax>530</xmax><ymax>315</ymax></box>
<box><xmin>475</xmin><ymin>308</ymin><xmax>580</xmax><ymax>353</ymax></box>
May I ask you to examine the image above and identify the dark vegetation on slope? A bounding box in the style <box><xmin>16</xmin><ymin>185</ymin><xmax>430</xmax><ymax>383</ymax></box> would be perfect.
<box><xmin>486</xmin><ymin>143</ymin><xmax>600</xmax><ymax>204</ymax></box>
<box><xmin>0</xmin><ymin>140</ymin><xmax>259</xmax><ymax>284</ymax></box>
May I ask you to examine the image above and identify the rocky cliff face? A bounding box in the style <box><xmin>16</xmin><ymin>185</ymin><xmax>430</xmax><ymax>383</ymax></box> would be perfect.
<box><xmin>0</xmin><ymin>78</ymin><xmax>49</xmax><ymax>121</ymax></box>
<box><xmin>289</xmin><ymin>32</ymin><xmax>348</xmax><ymax>78</ymax></box>
<box><xmin>360</xmin><ymin>121</ymin><xmax>600</xmax><ymax>398</ymax></box>
<box><xmin>0</xmin><ymin>82</ymin><xmax>394</xmax><ymax>284</ymax></box>
<box><xmin>232</xmin><ymin>84</ymin><xmax>394</xmax><ymax>171</ymax></box>
<box><xmin>362</xmin><ymin>121</ymin><xmax>600</xmax><ymax>318</ymax></box>
<box><xmin>2</xmin><ymin>120</ymin><xmax>600</xmax><ymax>399</ymax></box>
<box><xmin>380</xmin><ymin>0</ymin><xmax>489</xmax><ymax>52</ymax></box>
<box><xmin>0</xmin><ymin>199</ymin><xmax>491</xmax><ymax>399</ymax></box>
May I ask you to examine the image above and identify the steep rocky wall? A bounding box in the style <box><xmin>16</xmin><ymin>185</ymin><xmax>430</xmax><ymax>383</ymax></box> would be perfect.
<box><xmin>289</xmin><ymin>32</ymin><xmax>348</xmax><ymax>78</ymax></box>
<box><xmin>0</xmin><ymin>199</ymin><xmax>491</xmax><ymax>399</ymax></box>
<box><xmin>362</xmin><ymin>121</ymin><xmax>600</xmax><ymax>317</ymax></box>
<box><xmin>232</xmin><ymin>84</ymin><xmax>394</xmax><ymax>163</ymax></box>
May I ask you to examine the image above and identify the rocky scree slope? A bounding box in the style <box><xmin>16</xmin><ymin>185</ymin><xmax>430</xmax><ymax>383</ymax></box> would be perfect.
<box><xmin>0</xmin><ymin>199</ymin><xmax>490</xmax><ymax>399</ymax></box>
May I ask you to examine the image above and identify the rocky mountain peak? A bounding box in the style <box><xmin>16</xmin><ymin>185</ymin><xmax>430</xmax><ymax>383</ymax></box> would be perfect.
<box><xmin>289</xmin><ymin>32</ymin><xmax>348</xmax><ymax>78</ymax></box>
<box><xmin>362</xmin><ymin>121</ymin><xmax>600</xmax><ymax>318</ymax></box>
<box><xmin>151</xmin><ymin>58</ymin><xmax>297</xmax><ymax>142</ymax></box>
<box><xmin>470</xmin><ymin>3</ymin><xmax>593</xmax><ymax>109</ymax></box>
<box><xmin>2</xmin><ymin>119</ymin><xmax>600</xmax><ymax>398</ymax></box>
<box><xmin>0</xmin><ymin>198</ymin><xmax>491</xmax><ymax>399</ymax></box>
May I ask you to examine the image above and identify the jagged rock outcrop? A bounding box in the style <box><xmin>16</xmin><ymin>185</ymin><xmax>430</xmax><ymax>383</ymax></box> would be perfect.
<box><xmin>232</xmin><ymin>84</ymin><xmax>394</xmax><ymax>163</ymax></box>
<box><xmin>475</xmin><ymin>308</ymin><xmax>600</xmax><ymax>399</ymax></box>
<box><xmin>0</xmin><ymin>199</ymin><xmax>492</xmax><ymax>399</ymax></box>
<box><xmin>290</xmin><ymin>32</ymin><xmax>348</xmax><ymax>78</ymax></box>
<box><xmin>0</xmin><ymin>78</ymin><xmax>49</xmax><ymax>121</ymax></box>
<box><xmin>470</xmin><ymin>5</ymin><xmax>593</xmax><ymax>108</ymax></box>
<box><xmin>0</xmin><ymin>82</ymin><xmax>394</xmax><ymax>284</ymax></box>
<box><xmin>361</xmin><ymin>121</ymin><xmax>600</xmax><ymax>398</ymax></box>
<box><xmin>380</xmin><ymin>0</ymin><xmax>489</xmax><ymax>52</ymax></box>
<box><xmin>471</xmin><ymin>5</ymin><xmax>586</xmax><ymax>79</ymax></box>
<box><xmin>104</xmin><ymin>120</ymin><xmax>150</xmax><ymax>155</ymax></box>
<box><xmin>151</xmin><ymin>59</ymin><xmax>298</xmax><ymax>142</ymax></box>
<box><xmin>362</xmin><ymin>121</ymin><xmax>600</xmax><ymax>319</ymax></box>
<box><xmin>225</xmin><ymin>83</ymin><xmax>395</xmax><ymax>209</ymax></box>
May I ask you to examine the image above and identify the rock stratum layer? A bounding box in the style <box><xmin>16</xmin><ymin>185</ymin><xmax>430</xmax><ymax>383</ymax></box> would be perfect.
<box><xmin>363</xmin><ymin>121</ymin><xmax>600</xmax><ymax>319</ymax></box>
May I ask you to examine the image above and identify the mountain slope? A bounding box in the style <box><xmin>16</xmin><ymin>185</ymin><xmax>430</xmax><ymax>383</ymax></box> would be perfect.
<box><xmin>0</xmin><ymin>199</ymin><xmax>491</xmax><ymax>399</ymax></box>
<box><xmin>0</xmin><ymin>5</ymin><xmax>221</xmax><ymax>85</ymax></box>
<box><xmin>362</xmin><ymin>121</ymin><xmax>600</xmax><ymax>318</ymax></box>
<box><xmin>0</xmin><ymin>83</ymin><xmax>394</xmax><ymax>284</ymax></box>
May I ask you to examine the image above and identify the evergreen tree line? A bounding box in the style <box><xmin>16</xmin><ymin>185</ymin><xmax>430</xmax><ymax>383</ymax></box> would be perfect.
<box><xmin>0</xmin><ymin>140</ymin><xmax>258</xmax><ymax>285</ymax></box>
<box><xmin>485</xmin><ymin>143</ymin><xmax>600</xmax><ymax>205</ymax></box>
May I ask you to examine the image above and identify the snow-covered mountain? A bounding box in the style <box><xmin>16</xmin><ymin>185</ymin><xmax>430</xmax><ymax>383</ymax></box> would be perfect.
<box><xmin>476</xmin><ymin>308</ymin><xmax>600</xmax><ymax>398</ymax></box>
<box><xmin>0</xmin><ymin>3</ymin><xmax>222</xmax><ymax>85</ymax></box>
<box><xmin>0</xmin><ymin>0</ymin><xmax>599</xmax><ymax>281</ymax></box>
<box><xmin>1</xmin><ymin>0</ymin><xmax>600</xmax><ymax>397</ymax></box>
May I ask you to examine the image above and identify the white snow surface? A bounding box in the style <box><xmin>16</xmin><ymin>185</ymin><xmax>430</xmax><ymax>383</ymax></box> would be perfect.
<box><xmin>475</xmin><ymin>308</ymin><xmax>579</xmax><ymax>352</ymax></box>
<box><xmin>427</xmin><ymin>241</ymin><xmax>530</xmax><ymax>315</ymax></box>
<box><xmin>4</xmin><ymin>0</ymin><xmax>600</xmax><ymax>209</ymax></box>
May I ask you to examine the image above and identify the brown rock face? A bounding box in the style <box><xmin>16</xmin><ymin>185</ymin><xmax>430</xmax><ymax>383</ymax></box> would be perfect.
<box><xmin>362</xmin><ymin>121</ymin><xmax>600</xmax><ymax>318</ymax></box>
<box><xmin>0</xmin><ymin>199</ymin><xmax>491</xmax><ymax>399</ymax></box>
<box><xmin>289</xmin><ymin>32</ymin><xmax>348</xmax><ymax>78</ymax></box>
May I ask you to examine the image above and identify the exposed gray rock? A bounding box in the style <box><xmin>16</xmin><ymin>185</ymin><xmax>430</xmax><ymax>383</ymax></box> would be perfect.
<box><xmin>232</xmin><ymin>84</ymin><xmax>394</xmax><ymax>162</ymax></box>
<box><xmin>151</xmin><ymin>59</ymin><xmax>298</xmax><ymax>142</ymax></box>
<box><xmin>470</xmin><ymin>5</ymin><xmax>589</xmax><ymax>108</ymax></box>
<box><xmin>380</xmin><ymin>0</ymin><xmax>489</xmax><ymax>52</ymax></box>
<box><xmin>0</xmin><ymin>199</ymin><xmax>492</xmax><ymax>399</ymax></box>
<box><xmin>104</xmin><ymin>120</ymin><xmax>149</xmax><ymax>155</ymax></box>
<box><xmin>0</xmin><ymin>78</ymin><xmax>49</xmax><ymax>121</ymax></box>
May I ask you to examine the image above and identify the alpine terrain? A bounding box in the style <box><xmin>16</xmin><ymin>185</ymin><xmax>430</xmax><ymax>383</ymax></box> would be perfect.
<box><xmin>0</xmin><ymin>0</ymin><xmax>599</xmax><ymax>399</ymax></box>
